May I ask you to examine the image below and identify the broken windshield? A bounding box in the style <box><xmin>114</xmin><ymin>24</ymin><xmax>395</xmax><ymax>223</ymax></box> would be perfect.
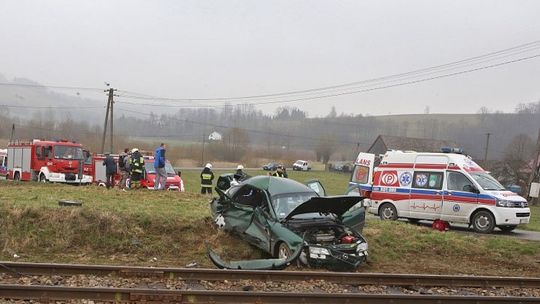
<box><xmin>272</xmin><ymin>192</ymin><xmax>320</xmax><ymax>220</ymax></box>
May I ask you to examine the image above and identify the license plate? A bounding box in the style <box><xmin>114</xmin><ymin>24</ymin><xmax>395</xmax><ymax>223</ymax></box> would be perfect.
<box><xmin>520</xmin><ymin>219</ymin><xmax>529</xmax><ymax>224</ymax></box>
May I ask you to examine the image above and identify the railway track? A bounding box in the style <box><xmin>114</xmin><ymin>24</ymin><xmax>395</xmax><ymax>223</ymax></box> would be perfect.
<box><xmin>0</xmin><ymin>261</ymin><xmax>539</xmax><ymax>303</ymax></box>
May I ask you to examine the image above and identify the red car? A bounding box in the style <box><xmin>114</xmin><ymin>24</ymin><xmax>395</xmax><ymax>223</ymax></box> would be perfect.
<box><xmin>140</xmin><ymin>156</ymin><xmax>184</xmax><ymax>191</ymax></box>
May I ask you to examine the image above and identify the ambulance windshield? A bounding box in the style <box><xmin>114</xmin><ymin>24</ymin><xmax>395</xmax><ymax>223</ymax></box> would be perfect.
<box><xmin>469</xmin><ymin>172</ymin><xmax>505</xmax><ymax>191</ymax></box>
<box><xmin>53</xmin><ymin>146</ymin><xmax>83</xmax><ymax>160</ymax></box>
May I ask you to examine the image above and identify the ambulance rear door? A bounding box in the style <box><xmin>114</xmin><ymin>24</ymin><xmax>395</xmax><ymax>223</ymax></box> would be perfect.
<box><xmin>347</xmin><ymin>153</ymin><xmax>375</xmax><ymax>197</ymax></box>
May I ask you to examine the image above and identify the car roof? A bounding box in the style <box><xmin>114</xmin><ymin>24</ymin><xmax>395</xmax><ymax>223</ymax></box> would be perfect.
<box><xmin>244</xmin><ymin>176</ymin><xmax>314</xmax><ymax>196</ymax></box>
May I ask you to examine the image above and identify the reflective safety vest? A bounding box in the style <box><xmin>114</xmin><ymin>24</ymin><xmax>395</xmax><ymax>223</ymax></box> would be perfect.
<box><xmin>201</xmin><ymin>171</ymin><xmax>214</xmax><ymax>187</ymax></box>
<box><xmin>130</xmin><ymin>155</ymin><xmax>144</xmax><ymax>173</ymax></box>
<box><xmin>271</xmin><ymin>171</ymin><xmax>284</xmax><ymax>177</ymax></box>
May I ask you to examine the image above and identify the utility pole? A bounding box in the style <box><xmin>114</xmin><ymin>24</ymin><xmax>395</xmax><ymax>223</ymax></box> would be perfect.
<box><xmin>100</xmin><ymin>86</ymin><xmax>116</xmax><ymax>154</ymax></box>
<box><xmin>483</xmin><ymin>132</ymin><xmax>491</xmax><ymax>163</ymax></box>
<box><xmin>201</xmin><ymin>132</ymin><xmax>206</xmax><ymax>167</ymax></box>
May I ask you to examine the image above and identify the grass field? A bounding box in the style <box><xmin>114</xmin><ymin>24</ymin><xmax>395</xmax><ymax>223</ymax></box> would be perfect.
<box><xmin>1</xmin><ymin>180</ymin><xmax>539</xmax><ymax>276</ymax></box>
<box><xmin>179</xmin><ymin>169</ymin><xmax>351</xmax><ymax>196</ymax></box>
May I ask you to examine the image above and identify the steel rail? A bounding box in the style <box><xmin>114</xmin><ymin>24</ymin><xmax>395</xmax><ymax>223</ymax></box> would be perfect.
<box><xmin>1</xmin><ymin>261</ymin><xmax>540</xmax><ymax>289</ymax></box>
<box><xmin>0</xmin><ymin>284</ymin><xmax>539</xmax><ymax>304</ymax></box>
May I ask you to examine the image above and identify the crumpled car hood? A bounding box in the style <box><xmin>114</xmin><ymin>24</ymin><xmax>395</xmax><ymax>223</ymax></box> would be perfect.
<box><xmin>285</xmin><ymin>196</ymin><xmax>364</xmax><ymax>221</ymax></box>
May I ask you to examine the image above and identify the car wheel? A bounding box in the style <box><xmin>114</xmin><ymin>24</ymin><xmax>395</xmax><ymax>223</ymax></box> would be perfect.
<box><xmin>498</xmin><ymin>225</ymin><xmax>517</xmax><ymax>233</ymax></box>
<box><xmin>39</xmin><ymin>173</ymin><xmax>47</xmax><ymax>183</ymax></box>
<box><xmin>471</xmin><ymin>210</ymin><xmax>495</xmax><ymax>233</ymax></box>
<box><xmin>379</xmin><ymin>203</ymin><xmax>398</xmax><ymax>220</ymax></box>
<box><xmin>276</xmin><ymin>242</ymin><xmax>292</xmax><ymax>260</ymax></box>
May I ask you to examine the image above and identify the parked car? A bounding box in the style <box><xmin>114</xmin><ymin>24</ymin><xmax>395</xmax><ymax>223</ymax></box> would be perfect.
<box><xmin>292</xmin><ymin>160</ymin><xmax>311</xmax><ymax>171</ymax></box>
<box><xmin>262</xmin><ymin>162</ymin><xmax>279</xmax><ymax>171</ymax></box>
<box><xmin>209</xmin><ymin>175</ymin><xmax>368</xmax><ymax>271</ymax></box>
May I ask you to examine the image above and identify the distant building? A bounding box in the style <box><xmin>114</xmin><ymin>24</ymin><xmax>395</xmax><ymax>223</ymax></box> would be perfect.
<box><xmin>208</xmin><ymin>131</ymin><xmax>222</xmax><ymax>141</ymax></box>
<box><xmin>367</xmin><ymin>135</ymin><xmax>459</xmax><ymax>156</ymax></box>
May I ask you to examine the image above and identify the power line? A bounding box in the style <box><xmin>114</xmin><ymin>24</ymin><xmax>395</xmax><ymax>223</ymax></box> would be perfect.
<box><xmin>0</xmin><ymin>104</ymin><xmax>104</xmax><ymax>109</ymax></box>
<box><xmin>116</xmin><ymin>40</ymin><xmax>540</xmax><ymax>102</ymax></box>
<box><xmin>0</xmin><ymin>82</ymin><xmax>102</xmax><ymax>91</ymax></box>
<box><xmin>117</xmin><ymin>53</ymin><xmax>540</xmax><ymax>108</ymax></box>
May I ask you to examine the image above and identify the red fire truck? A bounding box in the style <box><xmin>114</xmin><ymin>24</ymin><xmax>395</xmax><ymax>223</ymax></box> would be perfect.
<box><xmin>0</xmin><ymin>149</ymin><xmax>7</xmax><ymax>179</ymax></box>
<box><xmin>7</xmin><ymin>139</ymin><xmax>92</xmax><ymax>184</ymax></box>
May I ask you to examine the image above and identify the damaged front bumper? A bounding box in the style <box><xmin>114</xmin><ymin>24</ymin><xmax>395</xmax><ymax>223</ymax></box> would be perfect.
<box><xmin>304</xmin><ymin>244</ymin><xmax>368</xmax><ymax>271</ymax></box>
<box><xmin>207</xmin><ymin>244</ymin><xmax>302</xmax><ymax>270</ymax></box>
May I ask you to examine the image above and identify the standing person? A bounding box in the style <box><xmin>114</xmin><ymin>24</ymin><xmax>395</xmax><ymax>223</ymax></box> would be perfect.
<box><xmin>154</xmin><ymin>143</ymin><xmax>167</xmax><ymax>190</ymax></box>
<box><xmin>102</xmin><ymin>153</ymin><xmax>117</xmax><ymax>189</ymax></box>
<box><xmin>235</xmin><ymin>165</ymin><xmax>245</xmax><ymax>179</ymax></box>
<box><xmin>270</xmin><ymin>165</ymin><xmax>286</xmax><ymax>178</ymax></box>
<box><xmin>118</xmin><ymin>148</ymin><xmax>131</xmax><ymax>190</ymax></box>
<box><xmin>200</xmin><ymin>163</ymin><xmax>214</xmax><ymax>195</ymax></box>
<box><xmin>130</xmin><ymin>148</ymin><xmax>144</xmax><ymax>189</ymax></box>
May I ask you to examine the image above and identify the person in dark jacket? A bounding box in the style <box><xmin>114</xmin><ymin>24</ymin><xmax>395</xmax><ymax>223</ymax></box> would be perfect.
<box><xmin>200</xmin><ymin>163</ymin><xmax>214</xmax><ymax>194</ymax></box>
<box><xmin>154</xmin><ymin>143</ymin><xmax>167</xmax><ymax>190</ymax></box>
<box><xmin>130</xmin><ymin>148</ymin><xmax>144</xmax><ymax>189</ymax></box>
<box><xmin>102</xmin><ymin>153</ymin><xmax>117</xmax><ymax>189</ymax></box>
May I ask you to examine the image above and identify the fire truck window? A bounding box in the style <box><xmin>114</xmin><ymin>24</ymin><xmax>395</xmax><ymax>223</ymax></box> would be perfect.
<box><xmin>44</xmin><ymin>146</ymin><xmax>52</xmax><ymax>158</ymax></box>
<box><xmin>413</xmin><ymin>172</ymin><xmax>443</xmax><ymax>190</ymax></box>
<box><xmin>36</xmin><ymin>147</ymin><xmax>43</xmax><ymax>159</ymax></box>
<box><xmin>447</xmin><ymin>171</ymin><xmax>474</xmax><ymax>192</ymax></box>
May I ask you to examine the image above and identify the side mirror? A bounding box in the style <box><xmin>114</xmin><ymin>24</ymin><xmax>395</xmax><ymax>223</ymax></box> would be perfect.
<box><xmin>463</xmin><ymin>184</ymin><xmax>479</xmax><ymax>194</ymax></box>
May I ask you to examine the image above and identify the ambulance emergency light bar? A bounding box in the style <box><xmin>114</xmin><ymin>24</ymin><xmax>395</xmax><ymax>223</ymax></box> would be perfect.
<box><xmin>440</xmin><ymin>147</ymin><xmax>464</xmax><ymax>154</ymax></box>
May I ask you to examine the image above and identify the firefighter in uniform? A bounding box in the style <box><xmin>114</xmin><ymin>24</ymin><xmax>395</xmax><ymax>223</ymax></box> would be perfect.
<box><xmin>129</xmin><ymin>148</ymin><xmax>144</xmax><ymax>189</ymax></box>
<box><xmin>200</xmin><ymin>163</ymin><xmax>214</xmax><ymax>194</ymax></box>
<box><xmin>270</xmin><ymin>165</ymin><xmax>286</xmax><ymax>178</ymax></box>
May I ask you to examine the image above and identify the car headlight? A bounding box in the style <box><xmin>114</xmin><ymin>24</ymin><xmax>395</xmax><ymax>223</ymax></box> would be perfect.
<box><xmin>496</xmin><ymin>199</ymin><xmax>513</xmax><ymax>208</ymax></box>
<box><xmin>356</xmin><ymin>242</ymin><xmax>368</xmax><ymax>253</ymax></box>
<box><xmin>309</xmin><ymin>247</ymin><xmax>330</xmax><ymax>255</ymax></box>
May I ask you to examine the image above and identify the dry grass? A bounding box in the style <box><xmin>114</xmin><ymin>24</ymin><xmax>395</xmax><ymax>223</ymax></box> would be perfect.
<box><xmin>1</xmin><ymin>181</ymin><xmax>539</xmax><ymax>276</ymax></box>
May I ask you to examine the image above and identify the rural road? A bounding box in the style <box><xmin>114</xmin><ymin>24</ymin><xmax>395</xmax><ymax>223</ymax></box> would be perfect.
<box><xmin>367</xmin><ymin>215</ymin><xmax>540</xmax><ymax>241</ymax></box>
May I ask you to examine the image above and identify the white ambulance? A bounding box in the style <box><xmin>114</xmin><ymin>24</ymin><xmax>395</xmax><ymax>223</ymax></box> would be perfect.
<box><xmin>347</xmin><ymin>149</ymin><xmax>531</xmax><ymax>233</ymax></box>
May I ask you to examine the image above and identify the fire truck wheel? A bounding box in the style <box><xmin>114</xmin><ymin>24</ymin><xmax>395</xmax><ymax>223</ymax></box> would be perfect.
<box><xmin>39</xmin><ymin>174</ymin><xmax>47</xmax><ymax>183</ymax></box>
<box><xmin>379</xmin><ymin>203</ymin><xmax>398</xmax><ymax>221</ymax></box>
<box><xmin>471</xmin><ymin>210</ymin><xmax>495</xmax><ymax>233</ymax></box>
<box><xmin>13</xmin><ymin>172</ymin><xmax>20</xmax><ymax>181</ymax></box>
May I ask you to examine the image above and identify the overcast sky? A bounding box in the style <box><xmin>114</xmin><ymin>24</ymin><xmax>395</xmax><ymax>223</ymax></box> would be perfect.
<box><xmin>1</xmin><ymin>0</ymin><xmax>539</xmax><ymax>117</ymax></box>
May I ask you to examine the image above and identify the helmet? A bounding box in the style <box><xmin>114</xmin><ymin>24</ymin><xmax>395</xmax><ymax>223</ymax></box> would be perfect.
<box><xmin>131</xmin><ymin>148</ymin><xmax>139</xmax><ymax>153</ymax></box>
<box><xmin>205</xmin><ymin>163</ymin><xmax>212</xmax><ymax>169</ymax></box>
<box><xmin>237</xmin><ymin>165</ymin><xmax>244</xmax><ymax>170</ymax></box>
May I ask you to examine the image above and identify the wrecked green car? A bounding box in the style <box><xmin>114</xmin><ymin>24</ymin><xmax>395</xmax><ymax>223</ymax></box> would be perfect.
<box><xmin>209</xmin><ymin>175</ymin><xmax>368</xmax><ymax>271</ymax></box>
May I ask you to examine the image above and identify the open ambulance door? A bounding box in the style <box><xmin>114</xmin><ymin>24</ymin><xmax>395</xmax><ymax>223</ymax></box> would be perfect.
<box><xmin>346</xmin><ymin>152</ymin><xmax>375</xmax><ymax>197</ymax></box>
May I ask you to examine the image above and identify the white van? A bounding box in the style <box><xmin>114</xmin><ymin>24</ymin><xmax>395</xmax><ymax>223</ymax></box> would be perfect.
<box><xmin>347</xmin><ymin>150</ymin><xmax>531</xmax><ymax>233</ymax></box>
<box><xmin>293</xmin><ymin>160</ymin><xmax>311</xmax><ymax>171</ymax></box>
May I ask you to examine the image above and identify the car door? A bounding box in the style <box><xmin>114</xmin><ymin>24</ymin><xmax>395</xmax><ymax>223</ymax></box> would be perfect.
<box><xmin>347</xmin><ymin>153</ymin><xmax>375</xmax><ymax>197</ymax></box>
<box><xmin>244</xmin><ymin>197</ymin><xmax>273</xmax><ymax>252</ymax></box>
<box><xmin>441</xmin><ymin>170</ymin><xmax>478</xmax><ymax>222</ymax></box>
<box><xmin>224</xmin><ymin>185</ymin><xmax>258</xmax><ymax>235</ymax></box>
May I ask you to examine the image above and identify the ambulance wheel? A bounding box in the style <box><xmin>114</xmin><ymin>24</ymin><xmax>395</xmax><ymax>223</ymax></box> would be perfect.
<box><xmin>13</xmin><ymin>172</ymin><xmax>20</xmax><ymax>181</ymax></box>
<box><xmin>498</xmin><ymin>225</ymin><xmax>517</xmax><ymax>233</ymax></box>
<box><xmin>471</xmin><ymin>210</ymin><xmax>495</xmax><ymax>233</ymax></box>
<box><xmin>379</xmin><ymin>203</ymin><xmax>398</xmax><ymax>221</ymax></box>
<box><xmin>39</xmin><ymin>173</ymin><xmax>47</xmax><ymax>183</ymax></box>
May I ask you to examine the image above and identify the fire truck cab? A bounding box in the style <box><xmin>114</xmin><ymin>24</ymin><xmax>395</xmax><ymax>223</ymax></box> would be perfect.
<box><xmin>348</xmin><ymin>149</ymin><xmax>531</xmax><ymax>233</ymax></box>
<box><xmin>7</xmin><ymin>139</ymin><xmax>92</xmax><ymax>184</ymax></box>
<box><xmin>0</xmin><ymin>149</ymin><xmax>8</xmax><ymax>179</ymax></box>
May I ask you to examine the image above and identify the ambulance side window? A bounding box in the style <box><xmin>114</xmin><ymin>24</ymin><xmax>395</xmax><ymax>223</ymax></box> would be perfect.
<box><xmin>412</xmin><ymin>172</ymin><xmax>443</xmax><ymax>190</ymax></box>
<box><xmin>447</xmin><ymin>171</ymin><xmax>474</xmax><ymax>192</ymax></box>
